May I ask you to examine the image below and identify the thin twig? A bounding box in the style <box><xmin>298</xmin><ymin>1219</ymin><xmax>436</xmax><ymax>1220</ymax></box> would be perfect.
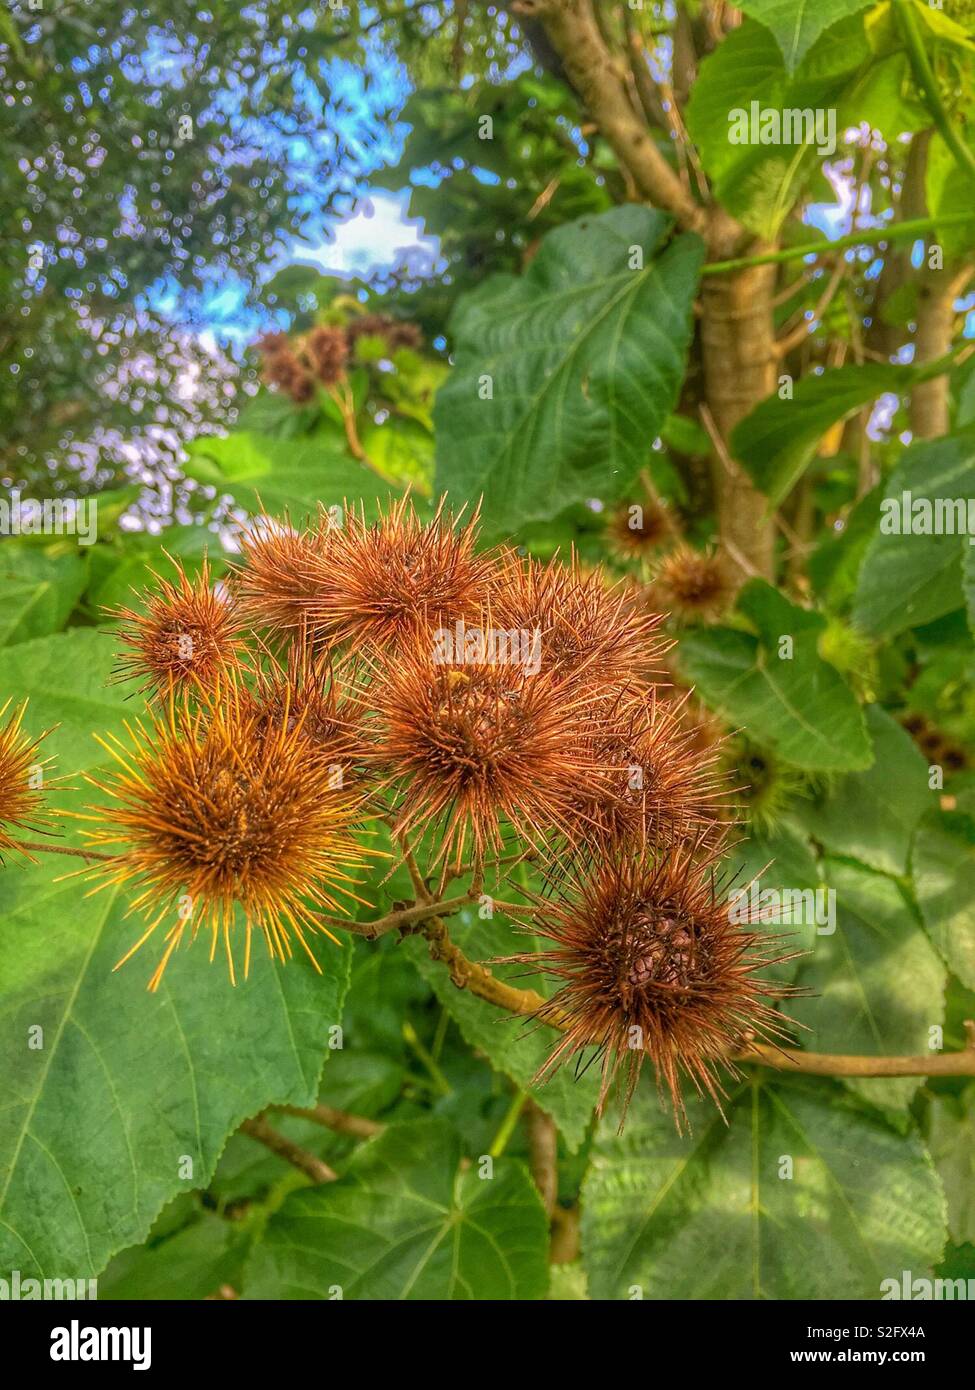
<box><xmin>7</xmin><ymin>839</ymin><xmax>117</xmax><ymax>862</ymax></box>
<box><xmin>321</xmin><ymin>891</ymin><xmax>478</xmax><ymax>941</ymax></box>
<box><xmin>239</xmin><ymin>1114</ymin><xmax>337</xmax><ymax>1183</ymax></box>
<box><xmin>270</xmin><ymin>1103</ymin><xmax>384</xmax><ymax>1139</ymax></box>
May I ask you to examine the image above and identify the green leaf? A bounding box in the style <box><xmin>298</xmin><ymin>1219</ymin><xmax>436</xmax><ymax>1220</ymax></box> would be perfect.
<box><xmin>731</xmin><ymin>360</ymin><xmax>950</xmax><ymax>510</ymax></box>
<box><xmin>84</xmin><ymin>527</ymin><xmax>228</xmax><ymax>617</ymax></box>
<box><xmin>791</xmin><ymin>859</ymin><xmax>946</xmax><ymax>1109</ymax></box>
<box><xmin>678</xmin><ymin>581</ymin><xmax>872</xmax><ymax>772</ymax></box>
<box><xmin>963</xmin><ymin>533</ymin><xmax>975</xmax><ymax>637</ymax></box>
<box><xmin>433</xmin><ymin>206</ymin><xmax>703</xmax><ymax>534</ymax></box>
<box><xmin>98</xmin><ymin>1206</ymin><xmax>251</xmax><ymax>1301</ymax></box>
<box><xmin>912</xmin><ymin>809</ymin><xmax>975</xmax><ymax>991</ymax></box>
<box><xmin>0</xmin><ymin>548</ymin><xmax>86</xmax><ymax>646</ymax></box>
<box><xmin>0</xmin><ymin>631</ymin><xmax>352</xmax><ymax>1279</ymax></box>
<box><xmin>0</xmin><ymin>628</ymin><xmax>134</xmax><ymax>776</ymax></box>
<box><xmin>928</xmin><ymin>1085</ymin><xmax>975</xmax><ymax>1246</ymax></box>
<box><xmin>685</xmin><ymin>21</ymin><xmax>850</xmax><ymax>237</ymax></box>
<box><xmin>738</xmin><ymin>0</ymin><xmax>872</xmax><ymax>72</ymax></box>
<box><xmin>853</xmin><ymin>433</ymin><xmax>975</xmax><ymax>638</ymax></box>
<box><xmin>184</xmin><ymin>431</ymin><xmax>404</xmax><ymax>524</ymax></box>
<box><xmin>927</xmin><ymin>133</ymin><xmax>975</xmax><ymax>261</ymax></box>
<box><xmin>581</xmin><ymin>1078</ymin><xmax>946</xmax><ymax>1299</ymax></box>
<box><xmin>797</xmin><ymin>706</ymin><xmax>932</xmax><ymax>875</ymax></box>
<box><xmin>402</xmin><ymin>906</ymin><xmax>600</xmax><ymax>1150</ymax></box>
<box><xmin>0</xmin><ymin>852</ymin><xmax>352</xmax><ymax>1279</ymax></box>
<box><xmin>243</xmin><ymin>1119</ymin><xmax>549</xmax><ymax>1299</ymax></box>
<box><xmin>726</xmin><ymin>820</ymin><xmax>824</xmax><ymax>978</ymax></box>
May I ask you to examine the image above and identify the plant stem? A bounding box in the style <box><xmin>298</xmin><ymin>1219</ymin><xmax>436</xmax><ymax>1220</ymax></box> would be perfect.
<box><xmin>894</xmin><ymin>0</ymin><xmax>975</xmax><ymax>182</ymax></box>
<box><xmin>489</xmin><ymin>1089</ymin><xmax>529</xmax><ymax>1158</ymax></box>
<box><xmin>323</xmin><ymin>890</ymin><xmax>477</xmax><ymax>941</ymax></box>
<box><xmin>402</xmin><ymin>1019</ymin><xmax>452</xmax><ymax>1096</ymax></box>
<box><xmin>271</xmin><ymin>1103</ymin><xmax>384</xmax><ymax>1140</ymax></box>
<box><xmin>7</xmin><ymin>839</ymin><xmax>117</xmax><ymax>862</ymax></box>
<box><xmin>702</xmin><ymin>214</ymin><xmax>972</xmax><ymax>276</ymax></box>
<box><xmin>239</xmin><ymin>1114</ymin><xmax>337</xmax><ymax>1183</ymax></box>
<box><xmin>525</xmin><ymin>1101</ymin><xmax>558</xmax><ymax>1219</ymax></box>
<box><xmin>422</xmin><ymin>921</ymin><xmax>975</xmax><ymax>1079</ymax></box>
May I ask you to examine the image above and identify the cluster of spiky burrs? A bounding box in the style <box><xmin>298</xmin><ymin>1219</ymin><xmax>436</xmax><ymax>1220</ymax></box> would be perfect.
<box><xmin>0</xmin><ymin>497</ymin><xmax>796</xmax><ymax>1127</ymax></box>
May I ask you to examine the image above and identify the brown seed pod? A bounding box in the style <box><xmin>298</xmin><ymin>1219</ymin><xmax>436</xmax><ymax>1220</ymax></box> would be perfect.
<box><xmin>303</xmin><ymin>325</ymin><xmax>349</xmax><ymax>386</ymax></box>
<box><xmin>301</xmin><ymin>496</ymin><xmax>494</xmax><ymax>653</ymax></box>
<box><xmin>79</xmin><ymin>681</ymin><xmax>372</xmax><ymax>991</ymax></box>
<box><xmin>492</xmin><ymin>550</ymin><xmax>670</xmax><ymax>691</ymax></box>
<box><xmin>606</xmin><ymin>497</ymin><xmax>674</xmax><ymax>560</ymax></box>
<box><xmin>562</xmin><ymin>690</ymin><xmax>730</xmax><ymax>860</ymax></box>
<box><xmin>234</xmin><ymin>517</ymin><xmax>331</xmax><ymax>643</ymax></box>
<box><xmin>110</xmin><ymin>554</ymin><xmax>245</xmax><ymax>698</ymax></box>
<box><xmin>654</xmin><ymin>544</ymin><xmax>734</xmax><ymax>623</ymax></box>
<box><xmin>371</xmin><ymin>637</ymin><xmax>590</xmax><ymax>874</ymax></box>
<box><xmin>0</xmin><ymin>700</ymin><xmax>58</xmax><ymax>856</ymax></box>
<box><xmin>346</xmin><ymin>313</ymin><xmax>422</xmax><ymax>354</ymax></box>
<box><xmin>252</xmin><ymin>637</ymin><xmax>369</xmax><ymax>788</ymax></box>
<box><xmin>507</xmin><ymin>848</ymin><xmax>799</xmax><ymax>1129</ymax></box>
<box><xmin>257</xmin><ymin>332</ymin><xmax>314</xmax><ymax>403</ymax></box>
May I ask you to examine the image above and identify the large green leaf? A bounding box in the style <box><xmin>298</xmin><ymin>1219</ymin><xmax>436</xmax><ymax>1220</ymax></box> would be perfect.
<box><xmin>853</xmin><ymin>434</ymin><xmax>975</xmax><ymax>638</ymax></box>
<box><xmin>0</xmin><ymin>548</ymin><xmax>86</xmax><ymax>646</ymax></box>
<box><xmin>791</xmin><ymin>859</ymin><xmax>946</xmax><ymax>1109</ymax></box>
<box><xmin>0</xmin><ymin>629</ymin><xmax>352</xmax><ymax>1279</ymax></box>
<box><xmin>912</xmin><ymin>809</ymin><xmax>975</xmax><ymax>991</ymax></box>
<box><xmin>731</xmin><ymin>361</ymin><xmax>950</xmax><ymax>510</ymax></box>
<box><xmin>433</xmin><ymin>206</ymin><xmax>703</xmax><ymax>534</ymax></box>
<box><xmin>725</xmin><ymin>820</ymin><xmax>823</xmax><ymax>979</ymax></box>
<box><xmin>184</xmin><ymin>430</ymin><xmax>404</xmax><ymax>524</ymax></box>
<box><xmin>402</xmin><ymin>905</ymin><xmax>600</xmax><ymax>1151</ymax></box>
<box><xmin>581</xmin><ymin>1078</ymin><xmax>946</xmax><ymax>1299</ymax></box>
<box><xmin>84</xmin><ymin>527</ymin><xmax>229</xmax><ymax>618</ymax></box>
<box><xmin>928</xmin><ymin>1086</ymin><xmax>975</xmax><ymax>1246</ymax></box>
<box><xmin>678</xmin><ymin>581</ymin><xmax>872</xmax><ymax>772</ymax></box>
<box><xmin>685</xmin><ymin>21</ymin><xmax>852</xmax><ymax>237</ymax></box>
<box><xmin>0</xmin><ymin>854</ymin><xmax>352</xmax><ymax>1280</ymax></box>
<box><xmin>738</xmin><ymin>0</ymin><xmax>872</xmax><ymax>72</ymax></box>
<box><xmin>243</xmin><ymin>1119</ymin><xmax>549</xmax><ymax>1300</ymax></box>
<box><xmin>98</xmin><ymin>1203</ymin><xmax>251</xmax><ymax>1301</ymax></box>
<box><xmin>0</xmin><ymin>627</ymin><xmax>134</xmax><ymax>776</ymax></box>
<box><xmin>797</xmin><ymin>706</ymin><xmax>932</xmax><ymax>875</ymax></box>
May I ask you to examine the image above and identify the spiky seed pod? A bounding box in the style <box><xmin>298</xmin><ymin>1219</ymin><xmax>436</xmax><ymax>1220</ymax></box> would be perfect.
<box><xmin>257</xmin><ymin>332</ymin><xmax>314</xmax><ymax>403</ymax></box>
<box><xmin>0</xmin><ymin>700</ymin><xmax>58</xmax><ymax>855</ymax></box>
<box><xmin>817</xmin><ymin>619</ymin><xmax>877</xmax><ymax>702</ymax></box>
<box><xmin>110</xmin><ymin>555</ymin><xmax>245</xmax><ymax>698</ymax></box>
<box><xmin>492</xmin><ymin>550</ymin><xmax>669</xmax><ymax>691</ymax></box>
<box><xmin>654</xmin><ymin>544</ymin><xmax>734</xmax><ymax>624</ymax></box>
<box><xmin>720</xmin><ymin>737</ymin><xmax>803</xmax><ymax>831</ymax></box>
<box><xmin>79</xmin><ymin>682</ymin><xmax>371</xmax><ymax>990</ymax></box>
<box><xmin>508</xmin><ymin>849</ymin><xmax>798</xmax><ymax>1128</ymax></box>
<box><xmin>901</xmin><ymin>713</ymin><xmax>969</xmax><ymax>773</ymax></box>
<box><xmin>346</xmin><ymin>313</ymin><xmax>422</xmax><ymax>354</ymax></box>
<box><xmin>302</xmin><ymin>496</ymin><xmax>493</xmax><ymax>653</ymax></box>
<box><xmin>606</xmin><ymin>497</ymin><xmax>674</xmax><ymax>560</ymax></box>
<box><xmin>252</xmin><ymin>638</ymin><xmax>368</xmax><ymax>787</ymax></box>
<box><xmin>234</xmin><ymin>517</ymin><xmax>330</xmax><ymax>642</ymax></box>
<box><xmin>563</xmin><ymin>691</ymin><xmax>729</xmax><ymax>860</ymax></box>
<box><xmin>371</xmin><ymin>639</ymin><xmax>589</xmax><ymax>873</ymax></box>
<box><xmin>303</xmin><ymin>325</ymin><xmax>349</xmax><ymax>386</ymax></box>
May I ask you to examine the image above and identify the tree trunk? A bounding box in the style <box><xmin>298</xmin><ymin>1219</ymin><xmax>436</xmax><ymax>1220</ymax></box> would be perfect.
<box><xmin>699</xmin><ymin>251</ymin><xmax>778</xmax><ymax>581</ymax></box>
<box><xmin>911</xmin><ymin>263</ymin><xmax>973</xmax><ymax>439</ymax></box>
